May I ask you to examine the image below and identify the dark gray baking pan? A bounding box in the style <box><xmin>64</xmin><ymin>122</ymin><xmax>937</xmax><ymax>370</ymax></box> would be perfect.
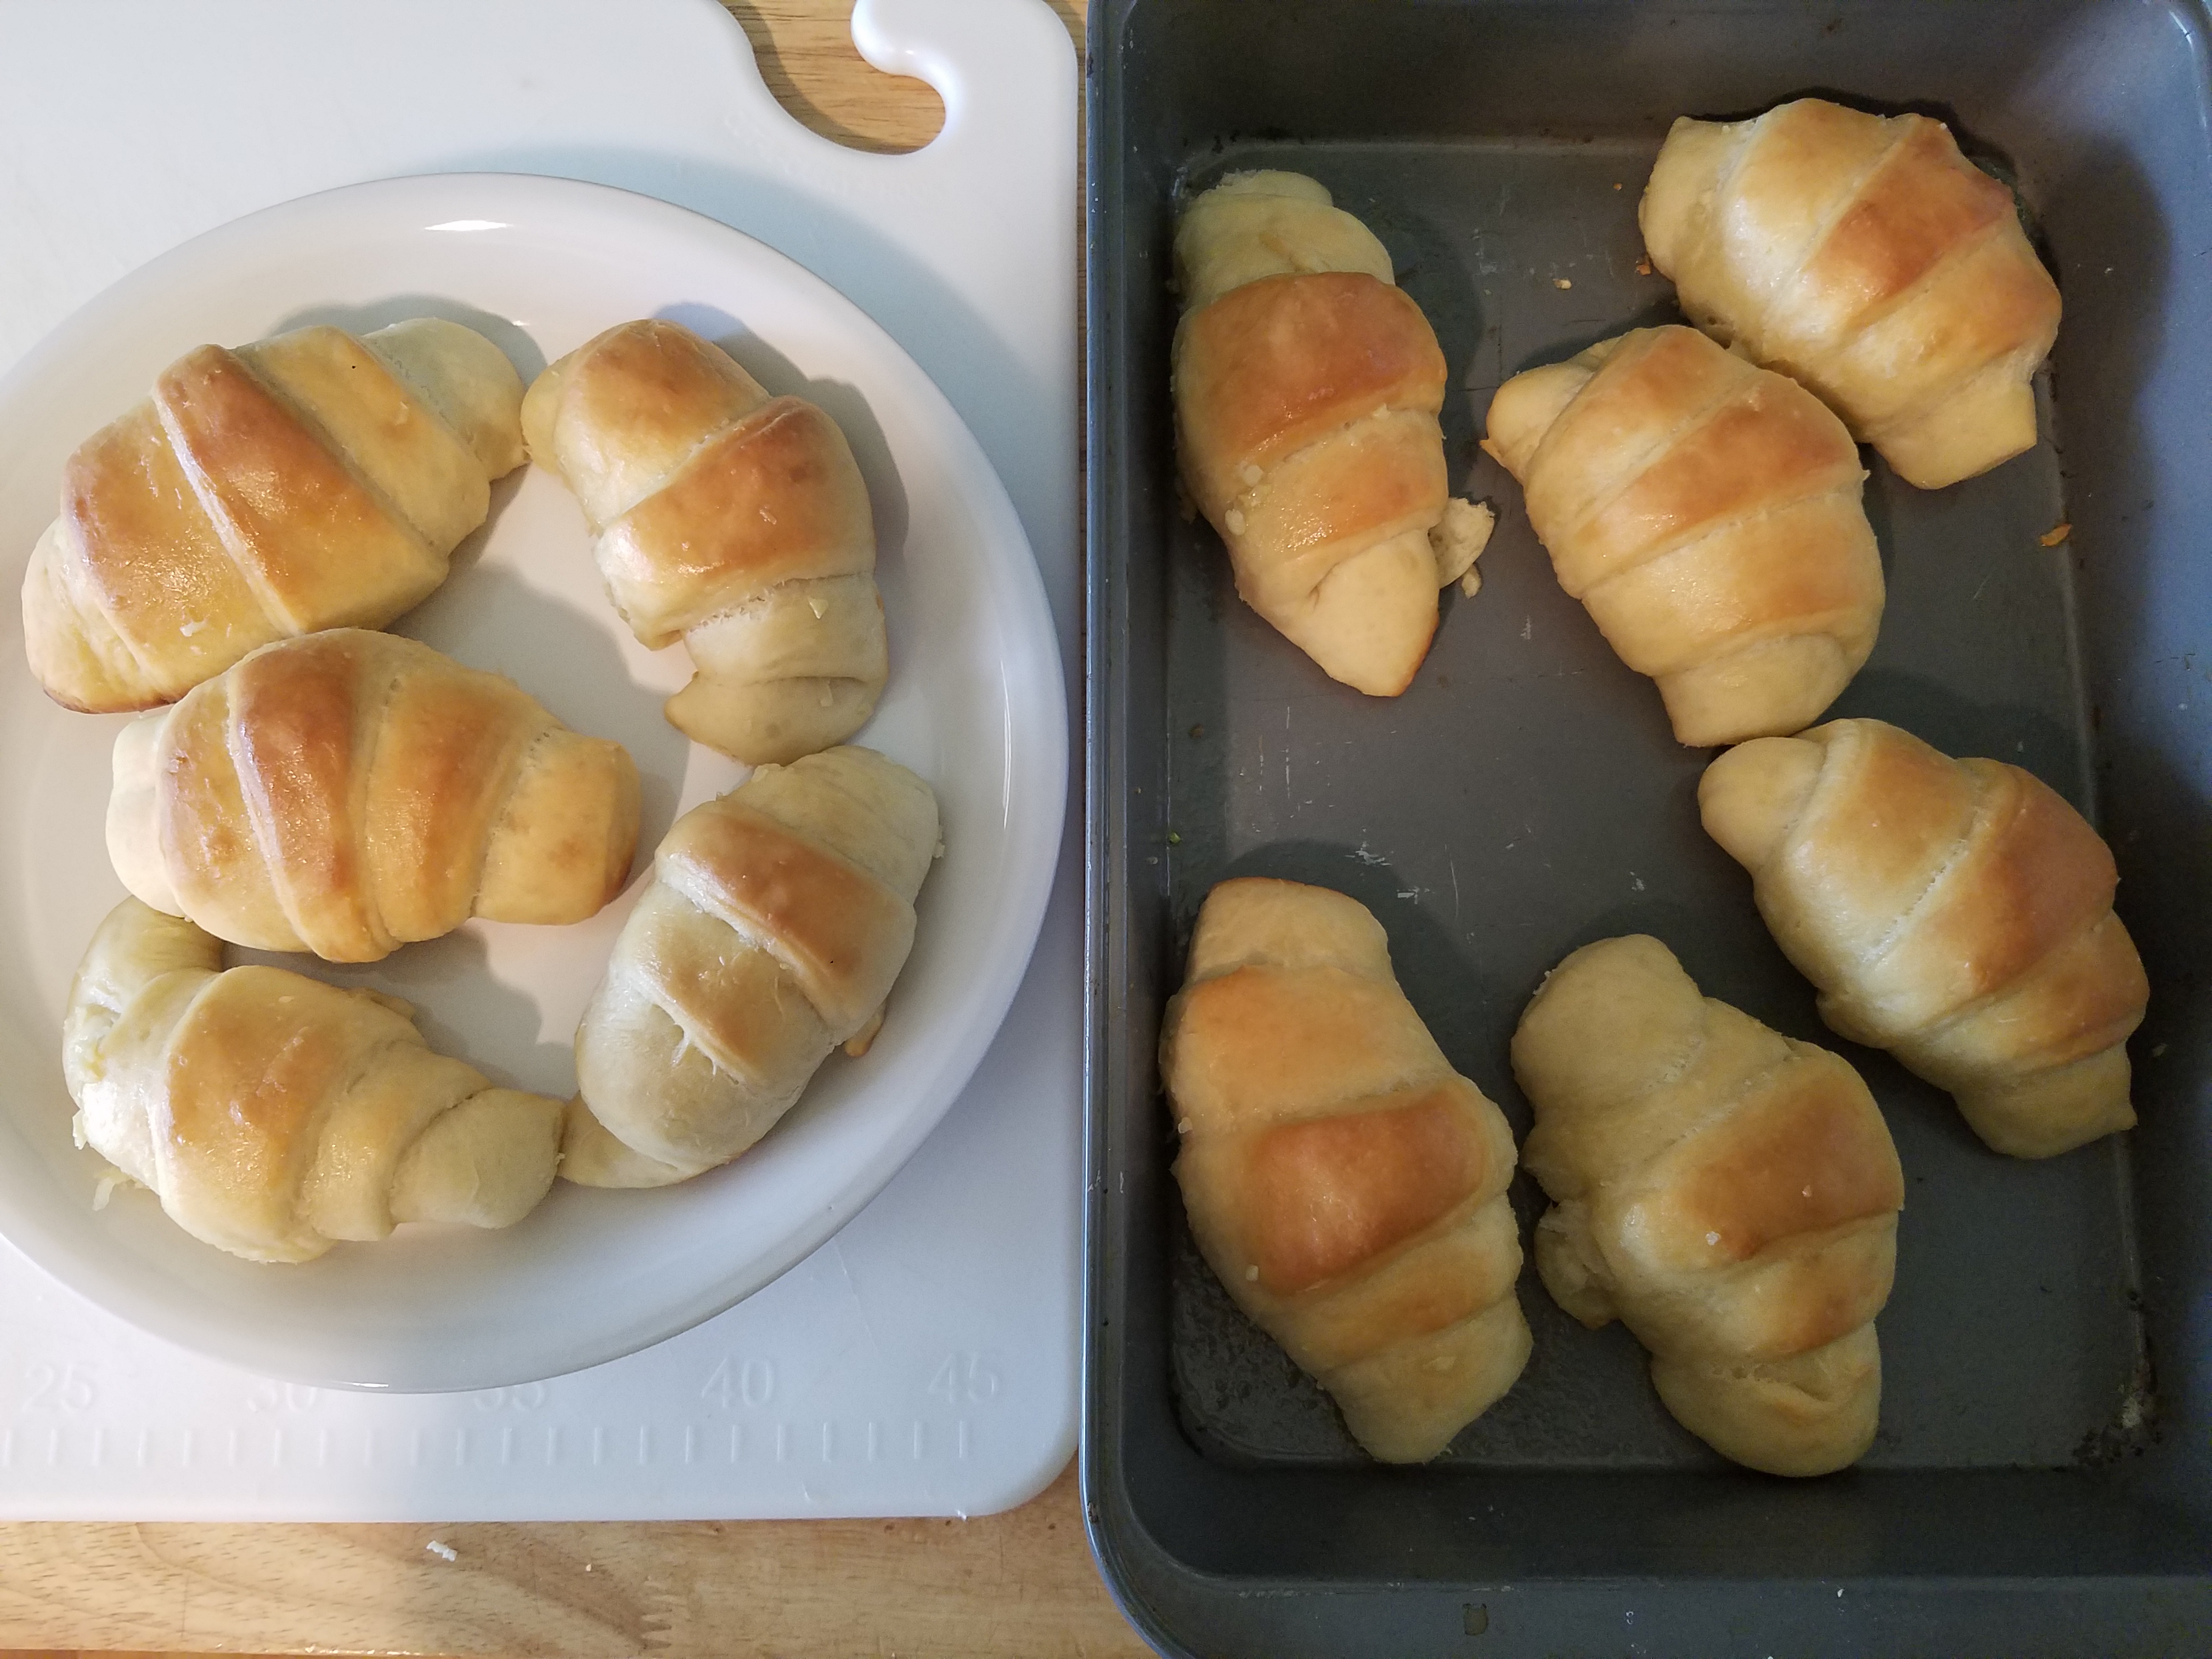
<box><xmin>1082</xmin><ymin>1</ymin><xmax>2212</xmax><ymax>1654</ymax></box>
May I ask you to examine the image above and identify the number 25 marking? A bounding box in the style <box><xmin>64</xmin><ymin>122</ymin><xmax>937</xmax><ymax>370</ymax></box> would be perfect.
<box><xmin>21</xmin><ymin>1363</ymin><xmax>95</xmax><ymax>1412</ymax></box>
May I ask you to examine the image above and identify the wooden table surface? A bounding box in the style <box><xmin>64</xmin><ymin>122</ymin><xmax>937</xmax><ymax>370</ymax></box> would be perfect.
<box><xmin>0</xmin><ymin>4</ymin><xmax>1137</xmax><ymax>1656</ymax></box>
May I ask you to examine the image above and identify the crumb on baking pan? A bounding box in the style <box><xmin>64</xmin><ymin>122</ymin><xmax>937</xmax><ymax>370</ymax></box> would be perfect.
<box><xmin>1430</xmin><ymin>498</ymin><xmax>1496</xmax><ymax>596</ymax></box>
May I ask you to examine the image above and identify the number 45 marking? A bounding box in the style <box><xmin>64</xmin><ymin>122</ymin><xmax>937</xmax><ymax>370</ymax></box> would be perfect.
<box><xmin>926</xmin><ymin>1352</ymin><xmax>1001</xmax><ymax>1406</ymax></box>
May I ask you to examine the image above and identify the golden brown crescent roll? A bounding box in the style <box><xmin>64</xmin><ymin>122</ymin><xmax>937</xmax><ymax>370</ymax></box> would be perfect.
<box><xmin>522</xmin><ymin>319</ymin><xmax>886</xmax><ymax>765</ymax></box>
<box><xmin>1172</xmin><ymin>172</ymin><xmax>1493</xmax><ymax>696</ymax></box>
<box><xmin>22</xmin><ymin>318</ymin><xmax>526</xmax><ymax>713</ymax></box>
<box><xmin>1160</xmin><ymin>877</ymin><xmax>1530</xmax><ymax>1463</ymax></box>
<box><xmin>1641</xmin><ymin>98</ymin><xmax>2062</xmax><ymax>489</ymax></box>
<box><xmin>562</xmin><ymin>744</ymin><xmax>939</xmax><ymax>1188</ymax></box>
<box><xmin>105</xmin><ymin>629</ymin><xmax>640</xmax><ymax>963</ymax></box>
<box><xmin>1482</xmin><ymin>325</ymin><xmax>1884</xmax><ymax>746</ymax></box>
<box><xmin>1701</xmin><ymin>718</ymin><xmax>2147</xmax><ymax>1157</ymax></box>
<box><xmin>1513</xmin><ymin>935</ymin><xmax>1904</xmax><ymax>1476</ymax></box>
<box><xmin>64</xmin><ymin>898</ymin><xmax>564</xmax><ymax>1263</ymax></box>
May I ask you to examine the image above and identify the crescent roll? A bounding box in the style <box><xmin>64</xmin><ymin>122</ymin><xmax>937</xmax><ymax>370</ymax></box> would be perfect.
<box><xmin>1482</xmin><ymin>325</ymin><xmax>1884</xmax><ymax>746</ymax></box>
<box><xmin>106</xmin><ymin>629</ymin><xmax>640</xmax><ymax>963</ymax></box>
<box><xmin>1701</xmin><ymin>718</ymin><xmax>2147</xmax><ymax>1157</ymax></box>
<box><xmin>1172</xmin><ymin>172</ymin><xmax>1493</xmax><ymax>696</ymax></box>
<box><xmin>1513</xmin><ymin>935</ymin><xmax>1904</xmax><ymax>1476</ymax></box>
<box><xmin>562</xmin><ymin>744</ymin><xmax>939</xmax><ymax>1188</ymax></box>
<box><xmin>1161</xmin><ymin>877</ymin><xmax>1530</xmax><ymax>1463</ymax></box>
<box><xmin>65</xmin><ymin>898</ymin><xmax>564</xmax><ymax>1263</ymax></box>
<box><xmin>23</xmin><ymin>318</ymin><xmax>526</xmax><ymax>712</ymax></box>
<box><xmin>523</xmin><ymin>319</ymin><xmax>887</xmax><ymax>765</ymax></box>
<box><xmin>1641</xmin><ymin>98</ymin><xmax>2062</xmax><ymax>489</ymax></box>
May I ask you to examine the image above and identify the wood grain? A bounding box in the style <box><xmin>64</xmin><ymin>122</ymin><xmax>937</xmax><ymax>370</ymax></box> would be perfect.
<box><xmin>0</xmin><ymin>3</ymin><xmax>1115</xmax><ymax>1657</ymax></box>
<box><xmin>0</xmin><ymin>1463</ymin><xmax>1150</xmax><ymax>1659</ymax></box>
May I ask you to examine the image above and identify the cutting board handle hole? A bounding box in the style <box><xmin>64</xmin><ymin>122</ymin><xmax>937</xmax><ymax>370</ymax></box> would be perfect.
<box><xmin>719</xmin><ymin>1</ymin><xmax>946</xmax><ymax>154</ymax></box>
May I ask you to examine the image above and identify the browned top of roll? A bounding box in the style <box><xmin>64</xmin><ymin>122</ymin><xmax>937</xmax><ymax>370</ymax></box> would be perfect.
<box><xmin>1173</xmin><ymin>272</ymin><xmax>1445</xmax><ymax>521</ymax></box>
<box><xmin>1240</xmin><ymin>1082</ymin><xmax>1492</xmax><ymax>1295</ymax></box>
<box><xmin>598</xmin><ymin>396</ymin><xmax>874</xmax><ymax>647</ymax></box>
<box><xmin>654</xmin><ymin>794</ymin><xmax>917</xmax><ymax>1037</ymax></box>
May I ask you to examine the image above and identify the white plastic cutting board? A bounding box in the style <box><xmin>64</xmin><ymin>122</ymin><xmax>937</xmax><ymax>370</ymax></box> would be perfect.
<box><xmin>0</xmin><ymin>0</ymin><xmax>1080</xmax><ymax>1520</ymax></box>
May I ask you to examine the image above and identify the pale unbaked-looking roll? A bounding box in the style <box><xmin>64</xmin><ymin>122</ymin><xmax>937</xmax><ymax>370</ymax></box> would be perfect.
<box><xmin>1700</xmin><ymin>718</ymin><xmax>2146</xmax><ymax>1157</ymax></box>
<box><xmin>1514</xmin><ymin>934</ymin><xmax>1903</xmax><ymax>1476</ymax></box>
<box><xmin>562</xmin><ymin>744</ymin><xmax>939</xmax><ymax>1188</ymax></box>
<box><xmin>1641</xmin><ymin>98</ymin><xmax>2062</xmax><ymax>489</ymax></box>
<box><xmin>1483</xmin><ymin>324</ymin><xmax>1884</xmax><ymax>746</ymax></box>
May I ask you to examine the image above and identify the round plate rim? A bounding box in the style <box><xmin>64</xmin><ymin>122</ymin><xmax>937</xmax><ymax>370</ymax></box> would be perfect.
<box><xmin>0</xmin><ymin>171</ymin><xmax>1068</xmax><ymax>1391</ymax></box>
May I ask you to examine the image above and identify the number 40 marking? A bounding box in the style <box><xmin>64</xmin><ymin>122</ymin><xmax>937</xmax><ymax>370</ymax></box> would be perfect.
<box><xmin>699</xmin><ymin>1357</ymin><xmax>775</xmax><ymax>1408</ymax></box>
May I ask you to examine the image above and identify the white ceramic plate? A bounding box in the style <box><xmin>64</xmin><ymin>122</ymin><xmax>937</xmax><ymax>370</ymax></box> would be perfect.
<box><xmin>0</xmin><ymin>174</ymin><xmax>1065</xmax><ymax>1391</ymax></box>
